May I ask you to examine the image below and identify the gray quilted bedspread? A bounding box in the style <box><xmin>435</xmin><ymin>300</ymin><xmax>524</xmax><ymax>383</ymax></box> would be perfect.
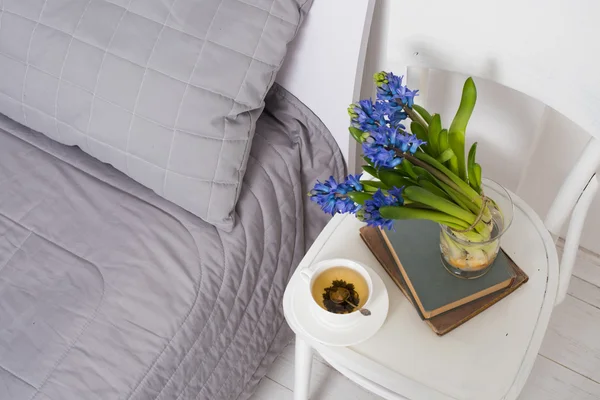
<box><xmin>0</xmin><ymin>84</ymin><xmax>344</xmax><ymax>400</ymax></box>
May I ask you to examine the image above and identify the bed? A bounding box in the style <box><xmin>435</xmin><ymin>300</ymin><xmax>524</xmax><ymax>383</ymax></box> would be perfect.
<box><xmin>0</xmin><ymin>1</ymin><xmax>374</xmax><ymax>399</ymax></box>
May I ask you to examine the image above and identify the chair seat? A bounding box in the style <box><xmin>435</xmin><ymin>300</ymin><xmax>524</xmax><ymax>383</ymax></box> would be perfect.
<box><xmin>283</xmin><ymin>190</ymin><xmax>559</xmax><ymax>400</ymax></box>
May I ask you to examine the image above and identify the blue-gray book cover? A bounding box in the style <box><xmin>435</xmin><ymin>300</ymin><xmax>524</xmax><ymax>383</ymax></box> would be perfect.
<box><xmin>380</xmin><ymin>220</ymin><xmax>515</xmax><ymax>318</ymax></box>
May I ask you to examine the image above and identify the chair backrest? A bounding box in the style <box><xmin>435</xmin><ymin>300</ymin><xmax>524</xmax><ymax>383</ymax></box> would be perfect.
<box><xmin>373</xmin><ymin>0</ymin><xmax>600</xmax><ymax>303</ymax></box>
<box><xmin>377</xmin><ymin>0</ymin><xmax>600</xmax><ymax>232</ymax></box>
<box><xmin>385</xmin><ymin>0</ymin><xmax>600</xmax><ymax>140</ymax></box>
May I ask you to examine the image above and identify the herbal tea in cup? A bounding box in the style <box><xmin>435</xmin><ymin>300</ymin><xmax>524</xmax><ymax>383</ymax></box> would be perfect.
<box><xmin>310</xmin><ymin>266</ymin><xmax>369</xmax><ymax>313</ymax></box>
<box><xmin>300</xmin><ymin>259</ymin><xmax>373</xmax><ymax>326</ymax></box>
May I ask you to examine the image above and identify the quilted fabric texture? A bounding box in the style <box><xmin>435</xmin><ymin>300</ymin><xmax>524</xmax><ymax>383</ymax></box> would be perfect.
<box><xmin>0</xmin><ymin>0</ymin><xmax>310</xmax><ymax>230</ymax></box>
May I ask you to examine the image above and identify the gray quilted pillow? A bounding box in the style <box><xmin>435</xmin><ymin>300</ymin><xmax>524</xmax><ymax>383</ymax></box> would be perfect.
<box><xmin>0</xmin><ymin>0</ymin><xmax>311</xmax><ymax>230</ymax></box>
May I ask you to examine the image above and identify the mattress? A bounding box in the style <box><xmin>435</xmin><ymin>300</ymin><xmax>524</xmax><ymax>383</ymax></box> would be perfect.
<box><xmin>0</xmin><ymin>84</ymin><xmax>345</xmax><ymax>400</ymax></box>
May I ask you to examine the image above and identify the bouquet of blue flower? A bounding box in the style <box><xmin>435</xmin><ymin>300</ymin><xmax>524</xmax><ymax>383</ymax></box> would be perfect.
<box><xmin>309</xmin><ymin>72</ymin><xmax>510</xmax><ymax>276</ymax></box>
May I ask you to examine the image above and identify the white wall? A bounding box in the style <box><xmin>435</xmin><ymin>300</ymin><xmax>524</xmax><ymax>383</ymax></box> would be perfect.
<box><xmin>360</xmin><ymin>0</ymin><xmax>600</xmax><ymax>254</ymax></box>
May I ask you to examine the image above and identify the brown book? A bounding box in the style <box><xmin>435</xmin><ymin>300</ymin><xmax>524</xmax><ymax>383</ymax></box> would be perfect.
<box><xmin>360</xmin><ymin>226</ymin><xmax>529</xmax><ymax>336</ymax></box>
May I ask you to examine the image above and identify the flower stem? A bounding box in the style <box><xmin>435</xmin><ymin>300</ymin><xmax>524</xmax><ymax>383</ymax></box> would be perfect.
<box><xmin>404</xmin><ymin>105</ymin><xmax>428</xmax><ymax>128</ymax></box>
<box><xmin>408</xmin><ymin>152</ymin><xmax>482</xmax><ymax>207</ymax></box>
<box><xmin>401</xmin><ymin>152</ymin><xmax>468</xmax><ymax>200</ymax></box>
<box><xmin>379</xmin><ymin>206</ymin><xmax>470</xmax><ymax>230</ymax></box>
<box><xmin>403</xmin><ymin>186</ymin><xmax>476</xmax><ymax>225</ymax></box>
<box><xmin>434</xmin><ymin>178</ymin><xmax>481</xmax><ymax>214</ymax></box>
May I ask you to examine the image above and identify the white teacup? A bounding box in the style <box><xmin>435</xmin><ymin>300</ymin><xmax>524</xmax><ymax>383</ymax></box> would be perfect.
<box><xmin>300</xmin><ymin>258</ymin><xmax>374</xmax><ymax>328</ymax></box>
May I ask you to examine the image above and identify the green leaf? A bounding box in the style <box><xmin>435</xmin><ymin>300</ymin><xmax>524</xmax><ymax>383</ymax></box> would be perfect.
<box><xmin>401</xmin><ymin>160</ymin><xmax>418</xmax><ymax>180</ymax></box>
<box><xmin>347</xmin><ymin>191</ymin><xmax>372</xmax><ymax>206</ymax></box>
<box><xmin>362</xmin><ymin>156</ymin><xmax>374</xmax><ymax>167</ymax></box>
<box><xmin>411</xmin><ymin>152</ymin><xmax>482</xmax><ymax>207</ymax></box>
<box><xmin>403</xmin><ymin>186</ymin><xmax>476</xmax><ymax>224</ymax></box>
<box><xmin>438</xmin><ymin>129</ymin><xmax>449</xmax><ymax>152</ymax></box>
<box><xmin>413</xmin><ymin>104</ymin><xmax>433</xmax><ymax>124</ymax></box>
<box><xmin>419</xmin><ymin>180</ymin><xmax>452</xmax><ymax>200</ymax></box>
<box><xmin>474</xmin><ymin>163</ymin><xmax>482</xmax><ymax>191</ymax></box>
<box><xmin>378</xmin><ymin>170</ymin><xmax>413</xmax><ymax>188</ymax></box>
<box><xmin>349</xmin><ymin>127</ymin><xmax>366</xmax><ymax>143</ymax></box>
<box><xmin>434</xmin><ymin>178</ymin><xmax>480</xmax><ymax>214</ymax></box>
<box><xmin>467</xmin><ymin>142</ymin><xmax>480</xmax><ymax>192</ymax></box>
<box><xmin>379</xmin><ymin>206</ymin><xmax>470</xmax><ymax>230</ymax></box>
<box><xmin>448</xmin><ymin>77</ymin><xmax>477</xmax><ymax>180</ymax></box>
<box><xmin>410</xmin><ymin>121</ymin><xmax>428</xmax><ymax>143</ymax></box>
<box><xmin>403</xmin><ymin>202</ymin><xmax>435</xmax><ymax>210</ymax></box>
<box><xmin>447</xmin><ymin>156</ymin><xmax>459</xmax><ymax>176</ymax></box>
<box><xmin>362</xmin><ymin>165</ymin><xmax>379</xmax><ymax>178</ymax></box>
<box><xmin>437</xmin><ymin>148</ymin><xmax>455</xmax><ymax>163</ymax></box>
<box><xmin>428</xmin><ymin>114</ymin><xmax>442</xmax><ymax>156</ymax></box>
<box><xmin>413</xmin><ymin>166</ymin><xmax>435</xmax><ymax>182</ymax></box>
<box><xmin>360</xmin><ymin>180</ymin><xmax>389</xmax><ymax>192</ymax></box>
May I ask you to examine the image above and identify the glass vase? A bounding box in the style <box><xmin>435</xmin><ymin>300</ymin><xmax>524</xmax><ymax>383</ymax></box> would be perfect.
<box><xmin>439</xmin><ymin>179</ymin><xmax>514</xmax><ymax>279</ymax></box>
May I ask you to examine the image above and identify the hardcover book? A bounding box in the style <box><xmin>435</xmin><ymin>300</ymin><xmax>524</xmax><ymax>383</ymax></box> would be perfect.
<box><xmin>378</xmin><ymin>220</ymin><xmax>515</xmax><ymax>318</ymax></box>
<box><xmin>360</xmin><ymin>225</ymin><xmax>528</xmax><ymax>335</ymax></box>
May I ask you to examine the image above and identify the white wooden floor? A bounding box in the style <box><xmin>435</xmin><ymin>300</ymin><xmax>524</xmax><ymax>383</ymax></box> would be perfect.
<box><xmin>251</xmin><ymin>244</ymin><xmax>600</xmax><ymax>400</ymax></box>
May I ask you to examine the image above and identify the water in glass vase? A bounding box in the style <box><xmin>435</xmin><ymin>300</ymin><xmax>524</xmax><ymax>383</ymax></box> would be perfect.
<box><xmin>439</xmin><ymin>179</ymin><xmax>514</xmax><ymax>279</ymax></box>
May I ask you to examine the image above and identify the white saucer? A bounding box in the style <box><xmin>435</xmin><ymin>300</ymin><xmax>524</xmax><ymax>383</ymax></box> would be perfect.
<box><xmin>291</xmin><ymin>264</ymin><xmax>389</xmax><ymax>346</ymax></box>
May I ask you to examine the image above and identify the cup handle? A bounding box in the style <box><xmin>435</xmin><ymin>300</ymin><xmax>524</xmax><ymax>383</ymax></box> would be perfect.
<box><xmin>299</xmin><ymin>264</ymin><xmax>318</xmax><ymax>284</ymax></box>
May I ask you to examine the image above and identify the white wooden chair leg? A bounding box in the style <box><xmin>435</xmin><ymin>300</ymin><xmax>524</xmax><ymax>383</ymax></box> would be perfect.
<box><xmin>294</xmin><ymin>337</ymin><xmax>313</xmax><ymax>400</ymax></box>
<box><xmin>555</xmin><ymin>175</ymin><xmax>599</xmax><ymax>305</ymax></box>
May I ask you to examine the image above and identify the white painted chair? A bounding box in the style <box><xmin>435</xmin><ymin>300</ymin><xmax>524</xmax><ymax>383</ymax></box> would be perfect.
<box><xmin>282</xmin><ymin>1</ymin><xmax>600</xmax><ymax>399</ymax></box>
<box><xmin>385</xmin><ymin>0</ymin><xmax>600</xmax><ymax>307</ymax></box>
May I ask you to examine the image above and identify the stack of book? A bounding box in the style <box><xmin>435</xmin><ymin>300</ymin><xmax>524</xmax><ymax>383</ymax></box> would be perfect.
<box><xmin>360</xmin><ymin>220</ymin><xmax>528</xmax><ymax>336</ymax></box>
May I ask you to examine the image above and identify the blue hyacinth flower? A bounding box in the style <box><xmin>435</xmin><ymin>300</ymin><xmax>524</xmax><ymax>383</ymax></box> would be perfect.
<box><xmin>373</xmin><ymin>100</ymin><xmax>407</xmax><ymax>128</ymax></box>
<box><xmin>376</xmin><ymin>72</ymin><xmax>419</xmax><ymax>109</ymax></box>
<box><xmin>362</xmin><ymin>140</ymin><xmax>403</xmax><ymax>169</ymax></box>
<box><xmin>349</xmin><ymin>99</ymin><xmax>380</xmax><ymax>133</ymax></box>
<box><xmin>309</xmin><ymin>174</ymin><xmax>364</xmax><ymax>216</ymax></box>
<box><xmin>344</xmin><ymin>174</ymin><xmax>364</xmax><ymax>192</ymax></box>
<box><xmin>362</xmin><ymin>125</ymin><xmax>426</xmax><ymax>169</ymax></box>
<box><xmin>362</xmin><ymin>187</ymin><xmax>404</xmax><ymax>230</ymax></box>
